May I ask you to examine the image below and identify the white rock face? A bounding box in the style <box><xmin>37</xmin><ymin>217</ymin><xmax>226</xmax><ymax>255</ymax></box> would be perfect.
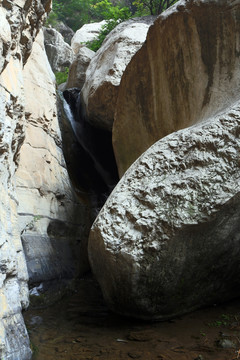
<box><xmin>89</xmin><ymin>101</ymin><xmax>240</xmax><ymax>320</ymax></box>
<box><xmin>16</xmin><ymin>30</ymin><xmax>90</xmax><ymax>287</ymax></box>
<box><xmin>66</xmin><ymin>46</ymin><xmax>95</xmax><ymax>90</ymax></box>
<box><xmin>44</xmin><ymin>27</ymin><xmax>74</xmax><ymax>73</ymax></box>
<box><xmin>71</xmin><ymin>20</ymin><xmax>107</xmax><ymax>54</ymax></box>
<box><xmin>0</xmin><ymin>1</ymin><xmax>51</xmax><ymax>359</ymax></box>
<box><xmin>0</xmin><ymin>6</ymin><xmax>11</xmax><ymax>71</ymax></box>
<box><xmin>81</xmin><ymin>17</ymin><xmax>155</xmax><ymax>131</ymax></box>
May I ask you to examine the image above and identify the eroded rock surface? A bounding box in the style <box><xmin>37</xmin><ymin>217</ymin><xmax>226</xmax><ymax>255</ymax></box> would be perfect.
<box><xmin>54</xmin><ymin>21</ymin><xmax>75</xmax><ymax>44</ymax></box>
<box><xmin>0</xmin><ymin>1</ymin><xmax>50</xmax><ymax>359</ymax></box>
<box><xmin>81</xmin><ymin>17</ymin><xmax>155</xmax><ymax>131</ymax></box>
<box><xmin>16</xmin><ymin>30</ymin><xmax>90</xmax><ymax>289</ymax></box>
<box><xmin>89</xmin><ymin>101</ymin><xmax>240</xmax><ymax>320</ymax></box>
<box><xmin>113</xmin><ymin>0</ymin><xmax>240</xmax><ymax>176</ymax></box>
<box><xmin>44</xmin><ymin>27</ymin><xmax>74</xmax><ymax>72</ymax></box>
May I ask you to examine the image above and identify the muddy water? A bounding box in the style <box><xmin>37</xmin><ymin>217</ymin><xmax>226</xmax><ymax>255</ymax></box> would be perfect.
<box><xmin>24</xmin><ymin>275</ymin><xmax>240</xmax><ymax>360</ymax></box>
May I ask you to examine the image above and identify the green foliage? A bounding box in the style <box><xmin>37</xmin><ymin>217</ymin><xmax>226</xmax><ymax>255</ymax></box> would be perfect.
<box><xmin>207</xmin><ymin>314</ymin><xmax>232</xmax><ymax>328</ymax></box>
<box><xmin>86</xmin><ymin>0</ymin><xmax>131</xmax><ymax>51</ymax></box>
<box><xmin>55</xmin><ymin>67</ymin><xmax>69</xmax><ymax>85</ymax></box>
<box><xmin>92</xmin><ymin>0</ymin><xmax>130</xmax><ymax>20</ymax></box>
<box><xmin>33</xmin><ymin>215</ymin><xmax>43</xmax><ymax>222</ymax></box>
<box><xmin>30</xmin><ymin>340</ymin><xmax>39</xmax><ymax>356</ymax></box>
<box><xmin>48</xmin><ymin>0</ymin><xmax>100</xmax><ymax>31</ymax></box>
<box><xmin>133</xmin><ymin>0</ymin><xmax>177</xmax><ymax>15</ymax></box>
<box><xmin>47</xmin><ymin>0</ymin><xmax>178</xmax><ymax>52</ymax></box>
<box><xmin>44</xmin><ymin>10</ymin><xmax>59</xmax><ymax>27</ymax></box>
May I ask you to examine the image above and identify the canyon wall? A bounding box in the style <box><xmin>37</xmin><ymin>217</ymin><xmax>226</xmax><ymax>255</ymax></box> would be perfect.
<box><xmin>0</xmin><ymin>1</ymin><xmax>90</xmax><ymax>358</ymax></box>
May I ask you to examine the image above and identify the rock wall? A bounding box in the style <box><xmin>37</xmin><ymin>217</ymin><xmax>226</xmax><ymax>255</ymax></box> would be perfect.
<box><xmin>0</xmin><ymin>1</ymin><xmax>90</xmax><ymax>359</ymax></box>
<box><xmin>0</xmin><ymin>1</ymin><xmax>51</xmax><ymax>358</ymax></box>
<box><xmin>113</xmin><ymin>0</ymin><xmax>240</xmax><ymax>176</ymax></box>
<box><xmin>16</xmin><ymin>30</ymin><xmax>90</xmax><ymax>290</ymax></box>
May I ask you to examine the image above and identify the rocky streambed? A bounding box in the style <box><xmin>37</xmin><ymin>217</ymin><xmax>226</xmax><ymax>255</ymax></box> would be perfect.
<box><xmin>24</xmin><ymin>275</ymin><xmax>240</xmax><ymax>360</ymax></box>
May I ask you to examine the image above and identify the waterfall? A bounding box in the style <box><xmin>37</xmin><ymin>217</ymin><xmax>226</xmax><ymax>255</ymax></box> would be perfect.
<box><xmin>58</xmin><ymin>89</ymin><xmax>119</xmax><ymax>213</ymax></box>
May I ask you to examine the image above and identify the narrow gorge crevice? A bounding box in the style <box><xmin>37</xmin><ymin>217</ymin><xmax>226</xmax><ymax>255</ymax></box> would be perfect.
<box><xmin>58</xmin><ymin>88</ymin><xmax>119</xmax><ymax>219</ymax></box>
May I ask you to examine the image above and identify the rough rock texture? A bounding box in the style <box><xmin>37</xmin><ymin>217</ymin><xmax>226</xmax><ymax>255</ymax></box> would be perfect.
<box><xmin>81</xmin><ymin>17</ymin><xmax>155</xmax><ymax>131</ymax></box>
<box><xmin>71</xmin><ymin>20</ymin><xmax>107</xmax><ymax>55</ymax></box>
<box><xmin>0</xmin><ymin>1</ymin><xmax>50</xmax><ymax>359</ymax></box>
<box><xmin>43</xmin><ymin>26</ymin><xmax>74</xmax><ymax>72</ymax></box>
<box><xmin>54</xmin><ymin>21</ymin><xmax>75</xmax><ymax>44</ymax></box>
<box><xmin>66</xmin><ymin>46</ymin><xmax>95</xmax><ymax>90</ymax></box>
<box><xmin>89</xmin><ymin>100</ymin><xmax>240</xmax><ymax>320</ymax></box>
<box><xmin>113</xmin><ymin>0</ymin><xmax>240</xmax><ymax>176</ymax></box>
<box><xmin>16</xmin><ymin>30</ymin><xmax>90</xmax><ymax>288</ymax></box>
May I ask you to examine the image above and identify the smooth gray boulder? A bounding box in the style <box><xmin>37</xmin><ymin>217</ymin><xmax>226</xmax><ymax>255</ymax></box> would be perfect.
<box><xmin>89</xmin><ymin>101</ymin><xmax>240</xmax><ymax>320</ymax></box>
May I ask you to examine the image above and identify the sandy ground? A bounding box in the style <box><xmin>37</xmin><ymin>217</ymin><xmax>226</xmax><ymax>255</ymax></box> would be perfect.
<box><xmin>24</xmin><ymin>276</ymin><xmax>240</xmax><ymax>360</ymax></box>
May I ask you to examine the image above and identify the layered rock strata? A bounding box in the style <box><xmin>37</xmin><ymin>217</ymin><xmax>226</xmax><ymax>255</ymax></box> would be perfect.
<box><xmin>89</xmin><ymin>101</ymin><xmax>240</xmax><ymax>320</ymax></box>
<box><xmin>113</xmin><ymin>0</ymin><xmax>240</xmax><ymax>176</ymax></box>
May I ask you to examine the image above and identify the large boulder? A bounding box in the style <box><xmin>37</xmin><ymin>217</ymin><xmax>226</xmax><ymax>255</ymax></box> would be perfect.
<box><xmin>0</xmin><ymin>1</ymin><xmax>50</xmax><ymax>359</ymax></box>
<box><xmin>43</xmin><ymin>27</ymin><xmax>74</xmax><ymax>72</ymax></box>
<box><xmin>89</xmin><ymin>101</ymin><xmax>240</xmax><ymax>320</ymax></box>
<box><xmin>81</xmin><ymin>17</ymin><xmax>155</xmax><ymax>131</ymax></box>
<box><xmin>66</xmin><ymin>46</ymin><xmax>95</xmax><ymax>90</ymax></box>
<box><xmin>71</xmin><ymin>20</ymin><xmax>107</xmax><ymax>54</ymax></box>
<box><xmin>113</xmin><ymin>0</ymin><xmax>240</xmax><ymax>176</ymax></box>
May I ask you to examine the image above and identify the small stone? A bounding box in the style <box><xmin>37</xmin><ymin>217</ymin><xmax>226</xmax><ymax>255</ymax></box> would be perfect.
<box><xmin>127</xmin><ymin>331</ymin><xmax>152</xmax><ymax>342</ymax></box>
<box><xmin>128</xmin><ymin>351</ymin><xmax>142</xmax><ymax>359</ymax></box>
<box><xmin>217</xmin><ymin>339</ymin><xmax>236</xmax><ymax>349</ymax></box>
<box><xmin>194</xmin><ymin>355</ymin><xmax>204</xmax><ymax>360</ymax></box>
